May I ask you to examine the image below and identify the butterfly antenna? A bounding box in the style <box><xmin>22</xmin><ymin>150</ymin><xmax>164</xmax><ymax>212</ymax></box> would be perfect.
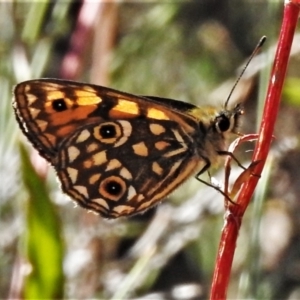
<box><xmin>224</xmin><ymin>36</ymin><xmax>267</xmax><ymax>109</ymax></box>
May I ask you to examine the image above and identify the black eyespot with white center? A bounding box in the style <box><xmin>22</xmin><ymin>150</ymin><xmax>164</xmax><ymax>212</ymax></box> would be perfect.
<box><xmin>93</xmin><ymin>122</ymin><xmax>123</xmax><ymax>144</ymax></box>
<box><xmin>99</xmin><ymin>176</ymin><xmax>126</xmax><ymax>201</ymax></box>
<box><xmin>100</xmin><ymin>124</ymin><xmax>117</xmax><ymax>139</ymax></box>
<box><xmin>105</xmin><ymin>180</ymin><xmax>122</xmax><ymax>196</ymax></box>
<box><xmin>52</xmin><ymin>99</ymin><xmax>68</xmax><ymax>111</ymax></box>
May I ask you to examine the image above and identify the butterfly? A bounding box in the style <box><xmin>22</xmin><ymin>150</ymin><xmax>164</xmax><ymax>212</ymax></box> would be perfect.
<box><xmin>13</xmin><ymin>79</ymin><xmax>243</xmax><ymax>218</ymax></box>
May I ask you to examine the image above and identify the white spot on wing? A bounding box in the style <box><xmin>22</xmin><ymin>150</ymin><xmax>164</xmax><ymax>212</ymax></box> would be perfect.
<box><xmin>29</xmin><ymin>107</ymin><xmax>41</xmax><ymax>119</ymax></box>
<box><xmin>128</xmin><ymin>185</ymin><xmax>137</xmax><ymax>199</ymax></box>
<box><xmin>92</xmin><ymin>198</ymin><xmax>109</xmax><ymax>209</ymax></box>
<box><xmin>120</xmin><ymin>167</ymin><xmax>132</xmax><ymax>180</ymax></box>
<box><xmin>76</xmin><ymin>129</ymin><xmax>91</xmax><ymax>143</ymax></box>
<box><xmin>68</xmin><ymin>146</ymin><xmax>80</xmax><ymax>162</ymax></box>
<box><xmin>73</xmin><ymin>185</ymin><xmax>89</xmax><ymax>199</ymax></box>
<box><xmin>67</xmin><ymin>167</ymin><xmax>78</xmax><ymax>184</ymax></box>
<box><xmin>36</xmin><ymin>119</ymin><xmax>48</xmax><ymax>131</ymax></box>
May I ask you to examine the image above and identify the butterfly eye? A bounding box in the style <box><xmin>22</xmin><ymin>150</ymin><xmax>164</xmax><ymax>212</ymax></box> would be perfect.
<box><xmin>99</xmin><ymin>176</ymin><xmax>126</xmax><ymax>201</ymax></box>
<box><xmin>215</xmin><ymin>116</ymin><xmax>231</xmax><ymax>133</ymax></box>
<box><xmin>52</xmin><ymin>99</ymin><xmax>68</xmax><ymax>111</ymax></box>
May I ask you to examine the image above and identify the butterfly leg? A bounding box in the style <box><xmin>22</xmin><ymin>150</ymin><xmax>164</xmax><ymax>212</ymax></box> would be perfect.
<box><xmin>195</xmin><ymin>158</ymin><xmax>234</xmax><ymax>203</ymax></box>
<box><xmin>217</xmin><ymin>150</ymin><xmax>246</xmax><ymax>170</ymax></box>
<box><xmin>196</xmin><ymin>175</ymin><xmax>234</xmax><ymax>203</ymax></box>
<box><xmin>219</xmin><ymin>150</ymin><xmax>262</xmax><ymax>178</ymax></box>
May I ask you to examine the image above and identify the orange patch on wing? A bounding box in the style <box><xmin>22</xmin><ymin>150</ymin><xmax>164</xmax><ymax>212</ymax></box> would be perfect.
<box><xmin>109</xmin><ymin>110</ymin><xmax>138</xmax><ymax>118</ymax></box>
<box><xmin>77</xmin><ymin>97</ymin><xmax>102</xmax><ymax>105</ymax></box>
<box><xmin>147</xmin><ymin>108</ymin><xmax>169</xmax><ymax>120</ymax></box>
<box><xmin>49</xmin><ymin>106</ymin><xmax>98</xmax><ymax>125</ymax></box>
<box><xmin>155</xmin><ymin>141</ymin><xmax>171</xmax><ymax>150</ymax></box>
<box><xmin>47</xmin><ymin>91</ymin><xmax>66</xmax><ymax>101</ymax></box>
<box><xmin>57</xmin><ymin>124</ymin><xmax>78</xmax><ymax>137</ymax></box>
<box><xmin>149</xmin><ymin>123</ymin><xmax>166</xmax><ymax>135</ymax></box>
<box><xmin>74</xmin><ymin>89</ymin><xmax>102</xmax><ymax>105</ymax></box>
<box><xmin>109</xmin><ymin>100</ymin><xmax>140</xmax><ymax>118</ymax></box>
<box><xmin>152</xmin><ymin>162</ymin><xmax>163</xmax><ymax>175</ymax></box>
<box><xmin>132</xmin><ymin>142</ymin><xmax>148</xmax><ymax>156</ymax></box>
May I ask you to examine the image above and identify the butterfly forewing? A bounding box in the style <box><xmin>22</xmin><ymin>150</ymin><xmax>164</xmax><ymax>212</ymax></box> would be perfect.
<box><xmin>14</xmin><ymin>80</ymin><xmax>108</xmax><ymax>161</ymax></box>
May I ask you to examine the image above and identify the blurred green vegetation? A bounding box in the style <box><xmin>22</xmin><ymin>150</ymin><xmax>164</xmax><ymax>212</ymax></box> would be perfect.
<box><xmin>20</xmin><ymin>143</ymin><xmax>64</xmax><ymax>299</ymax></box>
<box><xmin>1</xmin><ymin>1</ymin><xmax>300</xmax><ymax>299</ymax></box>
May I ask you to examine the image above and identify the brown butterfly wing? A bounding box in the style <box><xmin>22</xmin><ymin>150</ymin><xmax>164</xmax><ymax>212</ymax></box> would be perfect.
<box><xmin>13</xmin><ymin>79</ymin><xmax>206</xmax><ymax>218</ymax></box>
<box><xmin>55</xmin><ymin>119</ymin><xmax>204</xmax><ymax>218</ymax></box>
<box><xmin>14</xmin><ymin>80</ymin><xmax>109</xmax><ymax>162</ymax></box>
<box><xmin>13</xmin><ymin>79</ymin><xmax>197</xmax><ymax>162</ymax></box>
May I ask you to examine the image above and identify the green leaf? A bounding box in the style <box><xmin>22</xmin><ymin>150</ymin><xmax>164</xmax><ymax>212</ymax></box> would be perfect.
<box><xmin>21</xmin><ymin>1</ymin><xmax>50</xmax><ymax>44</ymax></box>
<box><xmin>19</xmin><ymin>144</ymin><xmax>64</xmax><ymax>299</ymax></box>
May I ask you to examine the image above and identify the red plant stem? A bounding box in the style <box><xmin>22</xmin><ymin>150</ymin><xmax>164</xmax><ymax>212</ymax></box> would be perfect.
<box><xmin>210</xmin><ymin>1</ymin><xmax>300</xmax><ymax>299</ymax></box>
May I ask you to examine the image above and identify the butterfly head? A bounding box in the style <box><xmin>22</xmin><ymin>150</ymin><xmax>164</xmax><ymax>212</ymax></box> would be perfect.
<box><xmin>214</xmin><ymin>103</ymin><xmax>244</xmax><ymax>136</ymax></box>
<box><xmin>189</xmin><ymin>103</ymin><xmax>244</xmax><ymax>169</ymax></box>
<box><xmin>190</xmin><ymin>103</ymin><xmax>244</xmax><ymax>138</ymax></box>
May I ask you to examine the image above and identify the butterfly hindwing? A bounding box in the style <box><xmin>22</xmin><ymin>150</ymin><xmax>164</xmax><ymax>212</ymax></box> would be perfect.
<box><xmin>55</xmin><ymin>115</ymin><xmax>205</xmax><ymax>217</ymax></box>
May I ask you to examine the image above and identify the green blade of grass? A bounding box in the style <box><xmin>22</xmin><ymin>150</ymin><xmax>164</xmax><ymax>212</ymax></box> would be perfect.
<box><xmin>21</xmin><ymin>1</ymin><xmax>50</xmax><ymax>44</ymax></box>
<box><xmin>19</xmin><ymin>144</ymin><xmax>64</xmax><ymax>299</ymax></box>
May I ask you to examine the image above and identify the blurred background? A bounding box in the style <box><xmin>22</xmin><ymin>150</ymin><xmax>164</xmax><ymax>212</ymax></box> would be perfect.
<box><xmin>1</xmin><ymin>1</ymin><xmax>300</xmax><ymax>299</ymax></box>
